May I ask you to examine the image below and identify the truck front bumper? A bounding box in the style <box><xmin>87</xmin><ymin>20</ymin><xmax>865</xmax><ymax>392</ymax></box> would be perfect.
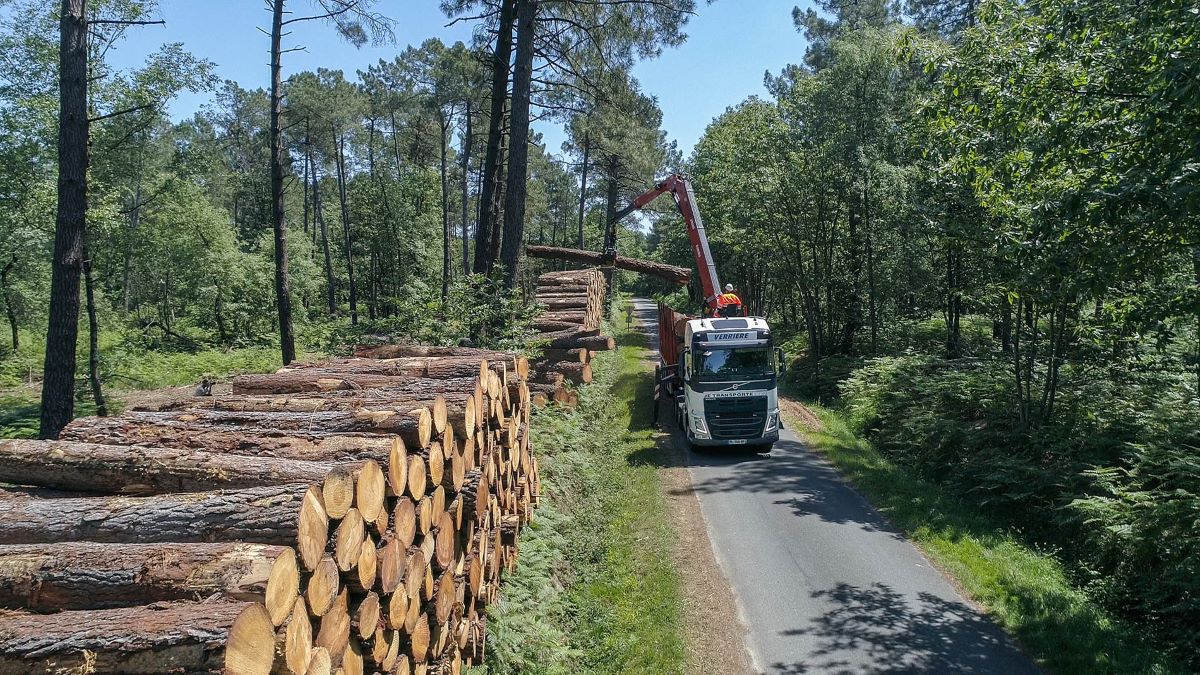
<box><xmin>688</xmin><ymin>429</ymin><xmax>779</xmax><ymax>448</ymax></box>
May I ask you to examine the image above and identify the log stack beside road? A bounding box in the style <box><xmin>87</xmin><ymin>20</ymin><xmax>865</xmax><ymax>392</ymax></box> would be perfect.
<box><xmin>0</xmin><ymin>347</ymin><xmax>541</xmax><ymax>675</ymax></box>
<box><xmin>525</xmin><ymin>268</ymin><xmax>616</xmax><ymax>405</ymax></box>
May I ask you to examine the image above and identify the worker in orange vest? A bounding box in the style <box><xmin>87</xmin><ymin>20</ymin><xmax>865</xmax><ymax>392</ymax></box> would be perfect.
<box><xmin>716</xmin><ymin>283</ymin><xmax>744</xmax><ymax>317</ymax></box>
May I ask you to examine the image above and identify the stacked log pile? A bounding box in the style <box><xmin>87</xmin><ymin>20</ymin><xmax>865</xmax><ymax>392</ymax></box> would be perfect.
<box><xmin>0</xmin><ymin>350</ymin><xmax>539</xmax><ymax>675</ymax></box>
<box><xmin>526</xmin><ymin>269</ymin><xmax>614</xmax><ymax>404</ymax></box>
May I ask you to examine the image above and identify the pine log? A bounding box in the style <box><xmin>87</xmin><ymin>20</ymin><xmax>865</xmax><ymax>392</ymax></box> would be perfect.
<box><xmin>536</xmin><ymin>269</ymin><xmax>602</xmax><ymax>285</ymax></box>
<box><xmin>540</xmin><ymin>327</ymin><xmax>602</xmax><ymax>348</ymax></box>
<box><xmin>533</xmin><ymin>282</ymin><xmax>589</xmax><ymax>292</ymax></box>
<box><xmin>526</xmin><ymin>245</ymin><xmax>691</xmax><ymax>285</ymax></box>
<box><xmin>119</xmin><ymin>408</ymin><xmax>432</xmax><ymax>449</ymax></box>
<box><xmin>572</xmin><ymin>335</ymin><xmax>616</xmax><ymax>351</ymax></box>
<box><xmin>60</xmin><ymin>418</ymin><xmax>396</xmax><ymax>462</ymax></box>
<box><xmin>532</xmin><ymin>319</ymin><xmax>579</xmax><ymax>333</ymax></box>
<box><xmin>232</xmin><ymin>372</ymin><xmax>419</xmax><ymax>395</ymax></box>
<box><xmin>538</xmin><ymin>298</ymin><xmax>587</xmax><ymax>310</ymax></box>
<box><xmin>0</xmin><ymin>439</ymin><xmax>334</xmax><ymax>495</ymax></box>
<box><xmin>553</xmin><ymin>362</ymin><xmax>593</xmax><ymax>385</ymax></box>
<box><xmin>0</xmin><ymin>542</ymin><xmax>288</xmax><ymax>612</ymax></box>
<box><xmin>232</xmin><ymin>372</ymin><xmax>484</xmax><ymax>397</ymax></box>
<box><xmin>0</xmin><ymin>600</ymin><xmax>268</xmax><ymax>674</ymax></box>
<box><xmin>0</xmin><ymin>483</ymin><xmax>311</xmax><ymax>545</ymax></box>
<box><xmin>281</xmin><ymin>357</ymin><xmax>503</xmax><ymax>381</ymax></box>
<box><xmin>536</xmin><ymin>348</ymin><xmax>589</xmax><ymax>363</ymax></box>
<box><xmin>537</xmin><ymin>310</ymin><xmax>588</xmax><ymax>322</ymax></box>
<box><xmin>352</xmin><ymin>345</ymin><xmax>517</xmax><ymax>361</ymax></box>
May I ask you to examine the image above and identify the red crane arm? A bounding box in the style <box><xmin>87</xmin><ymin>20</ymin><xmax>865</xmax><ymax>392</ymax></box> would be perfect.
<box><xmin>604</xmin><ymin>174</ymin><xmax>723</xmax><ymax>309</ymax></box>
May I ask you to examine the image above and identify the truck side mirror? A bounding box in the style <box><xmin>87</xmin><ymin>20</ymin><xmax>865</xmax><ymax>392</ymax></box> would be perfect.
<box><xmin>775</xmin><ymin>348</ymin><xmax>786</xmax><ymax>375</ymax></box>
<box><xmin>681</xmin><ymin>348</ymin><xmax>691</xmax><ymax>382</ymax></box>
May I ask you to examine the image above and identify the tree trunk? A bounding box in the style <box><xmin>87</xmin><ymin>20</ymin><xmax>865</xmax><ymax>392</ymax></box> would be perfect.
<box><xmin>270</xmin><ymin>0</ymin><xmax>297</xmax><ymax>364</ymax></box>
<box><xmin>0</xmin><ymin>542</ymin><xmax>287</xmax><ymax>611</ymax></box>
<box><xmin>475</xmin><ymin>0</ymin><xmax>515</xmax><ymax>274</ymax></box>
<box><xmin>499</xmin><ymin>0</ymin><xmax>537</xmax><ymax>288</ymax></box>
<box><xmin>441</xmin><ymin>114</ymin><xmax>452</xmax><ymax>300</ymax></box>
<box><xmin>82</xmin><ymin>245</ymin><xmax>107</xmax><ymax>417</ymax></box>
<box><xmin>577</xmin><ymin>131</ymin><xmax>589</xmax><ymax>249</ymax></box>
<box><xmin>525</xmin><ymin>246</ymin><xmax>690</xmax><ymax>285</ymax></box>
<box><xmin>1</xmin><ymin>256</ymin><xmax>18</xmax><ymax>351</ymax></box>
<box><xmin>312</xmin><ymin>154</ymin><xmax>336</xmax><ymax>315</ymax></box>
<box><xmin>335</xmin><ymin>127</ymin><xmax>358</xmax><ymax>325</ymax></box>
<box><xmin>0</xmin><ymin>439</ymin><xmax>335</xmax><ymax>495</ymax></box>
<box><xmin>460</xmin><ymin>100</ymin><xmax>473</xmax><ymax>275</ymax></box>
<box><xmin>122</xmin><ymin>147</ymin><xmax>143</xmax><ymax>315</ymax></box>
<box><xmin>0</xmin><ymin>600</ymin><xmax>266</xmax><ymax>674</ymax></box>
<box><xmin>40</xmin><ymin>0</ymin><xmax>88</xmax><ymax>439</ymax></box>
<box><xmin>0</xmin><ymin>483</ymin><xmax>310</xmax><ymax>544</ymax></box>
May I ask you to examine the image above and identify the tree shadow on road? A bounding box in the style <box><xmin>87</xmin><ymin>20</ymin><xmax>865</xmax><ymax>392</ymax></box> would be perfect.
<box><xmin>769</xmin><ymin>582</ymin><xmax>1040</xmax><ymax>675</ymax></box>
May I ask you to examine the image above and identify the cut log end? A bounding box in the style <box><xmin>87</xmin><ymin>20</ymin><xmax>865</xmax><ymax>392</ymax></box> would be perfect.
<box><xmin>265</xmin><ymin>547</ymin><xmax>300</xmax><ymax>627</ymax></box>
<box><xmin>224</xmin><ymin>603</ymin><xmax>276</xmax><ymax>675</ymax></box>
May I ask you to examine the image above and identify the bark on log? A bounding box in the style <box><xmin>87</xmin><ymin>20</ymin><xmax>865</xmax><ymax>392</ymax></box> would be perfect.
<box><xmin>0</xmin><ymin>542</ymin><xmax>285</xmax><ymax>611</ymax></box>
<box><xmin>0</xmin><ymin>439</ymin><xmax>335</xmax><ymax>495</ymax></box>
<box><xmin>0</xmin><ymin>600</ymin><xmax>264</xmax><ymax>674</ymax></box>
<box><xmin>537</xmin><ymin>310</ymin><xmax>587</xmax><ymax>323</ymax></box>
<box><xmin>128</xmin><ymin>393</ymin><xmax>476</xmax><ymax>438</ymax></box>
<box><xmin>553</xmin><ymin>362</ymin><xmax>593</xmax><ymax>385</ymax></box>
<box><xmin>352</xmin><ymin>345</ymin><xmax>517</xmax><ymax>361</ymax></box>
<box><xmin>280</xmin><ymin>357</ymin><xmax>503</xmax><ymax>381</ymax></box>
<box><xmin>538</xmin><ymin>298</ymin><xmax>587</xmax><ymax>310</ymax></box>
<box><xmin>535</xmin><ymin>348</ymin><xmax>589</xmax><ymax>364</ymax></box>
<box><xmin>532</xmin><ymin>319</ymin><xmax>579</xmax><ymax>333</ymax></box>
<box><xmin>539</xmin><ymin>328</ymin><xmax>601</xmax><ymax>349</ymax></box>
<box><xmin>61</xmin><ymin>418</ymin><xmax>395</xmax><ymax>462</ymax></box>
<box><xmin>573</xmin><ymin>335</ymin><xmax>616</xmax><ymax>351</ymax></box>
<box><xmin>119</xmin><ymin>408</ymin><xmax>431</xmax><ymax>449</ymax></box>
<box><xmin>536</xmin><ymin>269</ymin><xmax>602</xmax><ymax>285</ymax></box>
<box><xmin>231</xmin><ymin>372</ymin><xmax>485</xmax><ymax>396</ymax></box>
<box><xmin>0</xmin><ymin>483</ymin><xmax>310</xmax><ymax>545</ymax></box>
<box><xmin>526</xmin><ymin>245</ymin><xmax>691</xmax><ymax>285</ymax></box>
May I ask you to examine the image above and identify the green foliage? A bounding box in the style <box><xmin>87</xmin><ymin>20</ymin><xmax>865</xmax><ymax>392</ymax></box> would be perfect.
<box><xmin>319</xmin><ymin>272</ymin><xmax>539</xmax><ymax>355</ymax></box>
<box><xmin>838</xmin><ymin>355</ymin><xmax>1200</xmax><ymax>667</ymax></box>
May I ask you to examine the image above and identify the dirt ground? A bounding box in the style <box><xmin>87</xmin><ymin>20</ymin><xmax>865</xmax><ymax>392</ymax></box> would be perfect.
<box><xmin>654</xmin><ymin>429</ymin><xmax>755</xmax><ymax>675</ymax></box>
<box><xmin>778</xmin><ymin>396</ymin><xmax>826</xmax><ymax>433</ymax></box>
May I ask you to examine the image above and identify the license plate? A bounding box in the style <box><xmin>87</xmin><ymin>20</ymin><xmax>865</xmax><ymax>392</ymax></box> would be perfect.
<box><xmin>728</xmin><ymin>439</ymin><xmax>747</xmax><ymax>445</ymax></box>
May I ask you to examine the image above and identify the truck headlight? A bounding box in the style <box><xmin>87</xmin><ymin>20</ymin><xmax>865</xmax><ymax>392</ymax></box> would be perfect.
<box><xmin>689</xmin><ymin>411</ymin><xmax>709</xmax><ymax>438</ymax></box>
<box><xmin>765</xmin><ymin>409</ymin><xmax>780</xmax><ymax>432</ymax></box>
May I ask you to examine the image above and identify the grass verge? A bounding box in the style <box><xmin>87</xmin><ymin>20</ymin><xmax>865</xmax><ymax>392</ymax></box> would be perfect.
<box><xmin>481</xmin><ymin>310</ymin><xmax>684</xmax><ymax>675</ymax></box>
<box><xmin>783</xmin><ymin>400</ymin><xmax>1183</xmax><ymax>675</ymax></box>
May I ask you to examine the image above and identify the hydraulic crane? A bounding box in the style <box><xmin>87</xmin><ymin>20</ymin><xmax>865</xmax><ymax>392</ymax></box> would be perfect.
<box><xmin>602</xmin><ymin>174</ymin><xmax>724</xmax><ymax>310</ymax></box>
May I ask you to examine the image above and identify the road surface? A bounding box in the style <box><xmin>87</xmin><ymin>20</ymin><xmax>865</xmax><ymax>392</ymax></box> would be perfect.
<box><xmin>630</xmin><ymin>298</ymin><xmax>1039</xmax><ymax>674</ymax></box>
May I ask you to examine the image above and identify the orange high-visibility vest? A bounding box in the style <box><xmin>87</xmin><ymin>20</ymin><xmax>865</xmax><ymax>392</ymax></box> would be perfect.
<box><xmin>717</xmin><ymin>292</ymin><xmax>742</xmax><ymax>307</ymax></box>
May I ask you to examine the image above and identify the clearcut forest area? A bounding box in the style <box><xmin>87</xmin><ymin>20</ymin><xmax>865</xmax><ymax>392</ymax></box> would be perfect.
<box><xmin>0</xmin><ymin>0</ymin><xmax>1196</xmax><ymax>674</ymax></box>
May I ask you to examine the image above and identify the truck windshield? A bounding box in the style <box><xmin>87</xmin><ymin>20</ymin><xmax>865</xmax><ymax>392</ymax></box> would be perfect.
<box><xmin>695</xmin><ymin>347</ymin><xmax>773</xmax><ymax>380</ymax></box>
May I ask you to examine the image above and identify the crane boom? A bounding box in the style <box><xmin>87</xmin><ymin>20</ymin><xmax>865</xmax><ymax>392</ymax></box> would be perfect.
<box><xmin>604</xmin><ymin>174</ymin><xmax>723</xmax><ymax>309</ymax></box>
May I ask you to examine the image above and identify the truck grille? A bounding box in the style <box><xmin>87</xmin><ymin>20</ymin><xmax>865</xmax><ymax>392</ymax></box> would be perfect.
<box><xmin>705</xmin><ymin>396</ymin><xmax>767</xmax><ymax>440</ymax></box>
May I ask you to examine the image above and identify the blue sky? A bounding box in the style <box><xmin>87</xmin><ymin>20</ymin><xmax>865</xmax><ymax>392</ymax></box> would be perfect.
<box><xmin>103</xmin><ymin>0</ymin><xmax>811</xmax><ymax>160</ymax></box>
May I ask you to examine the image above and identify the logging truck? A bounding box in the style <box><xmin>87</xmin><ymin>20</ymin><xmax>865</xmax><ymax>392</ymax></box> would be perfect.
<box><xmin>604</xmin><ymin>175</ymin><xmax>784</xmax><ymax>450</ymax></box>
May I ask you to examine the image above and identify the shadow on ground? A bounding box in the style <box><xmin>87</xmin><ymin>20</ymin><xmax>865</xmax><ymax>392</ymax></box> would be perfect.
<box><xmin>770</xmin><ymin>582</ymin><xmax>1036</xmax><ymax>674</ymax></box>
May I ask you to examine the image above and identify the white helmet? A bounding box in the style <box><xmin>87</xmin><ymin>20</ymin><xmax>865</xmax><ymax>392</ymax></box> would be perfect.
<box><xmin>724</xmin><ymin>283</ymin><xmax>734</xmax><ymax>292</ymax></box>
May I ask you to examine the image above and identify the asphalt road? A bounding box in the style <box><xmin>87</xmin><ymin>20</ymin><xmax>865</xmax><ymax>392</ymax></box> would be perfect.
<box><xmin>630</xmin><ymin>298</ymin><xmax>1039</xmax><ymax>675</ymax></box>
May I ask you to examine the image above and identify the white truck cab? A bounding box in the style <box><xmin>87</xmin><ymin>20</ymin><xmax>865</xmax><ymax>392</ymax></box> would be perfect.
<box><xmin>673</xmin><ymin>315</ymin><xmax>782</xmax><ymax>450</ymax></box>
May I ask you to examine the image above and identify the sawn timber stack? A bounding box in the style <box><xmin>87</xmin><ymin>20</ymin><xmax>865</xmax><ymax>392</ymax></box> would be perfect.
<box><xmin>0</xmin><ymin>346</ymin><xmax>541</xmax><ymax>674</ymax></box>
